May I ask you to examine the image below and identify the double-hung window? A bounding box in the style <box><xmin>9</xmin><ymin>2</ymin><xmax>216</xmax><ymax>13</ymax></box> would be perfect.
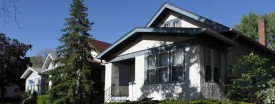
<box><xmin>147</xmin><ymin>55</ymin><xmax>156</xmax><ymax>83</ymax></box>
<box><xmin>158</xmin><ymin>52</ymin><xmax>169</xmax><ymax>83</ymax></box>
<box><xmin>146</xmin><ymin>48</ymin><xmax>185</xmax><ymax>84</ymax></box>
<box><xmin>171</xmin><ymin>49</ymin><xmax>184</xmax><ymax>82</ymax></box>
<box><xmin>204</xmin><ymin>48</ymin><xmax>220</xmax><ymax>83</ymax></box>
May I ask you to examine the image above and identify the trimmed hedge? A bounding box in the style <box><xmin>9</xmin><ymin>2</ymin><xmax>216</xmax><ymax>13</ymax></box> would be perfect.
<box><xmin>37</xmin><ymin>95</ymin><xmax>50</xmax><ymax>104</ymax></box>
<box><xmin>108</xmin><ymin>99</ymin><xmax>250</xmax><ymax>104</ymax></box>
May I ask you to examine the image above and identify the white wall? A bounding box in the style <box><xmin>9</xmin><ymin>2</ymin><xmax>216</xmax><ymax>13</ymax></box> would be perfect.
<box><xmin>120</xmin><ymin>35</ymin><xmax>192</xmax><ymax>55</ymax></box>
<box><xmin>127</xmin><ymin>45</ymin><xmax>201</xmax><ymax>101</ymax></box>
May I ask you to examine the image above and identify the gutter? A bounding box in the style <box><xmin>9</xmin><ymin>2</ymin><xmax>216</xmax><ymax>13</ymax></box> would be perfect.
<box><xmin>204</xmin><ymin>28</ymin><xmax>238</xmax><ymax>46</ymax></box>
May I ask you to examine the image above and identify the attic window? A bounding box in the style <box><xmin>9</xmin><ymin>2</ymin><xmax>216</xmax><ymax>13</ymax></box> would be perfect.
<box><xmin>162</xmin><ymin>19</ymin><xmax>181</xmax><ymax>27</ymax></box>
<box><xmin>164</xmin><ymin>23</ymin><xmax>170</xmax><ymax>27</ymax></box>
<box><xmin>173</xmin><ymin>20</ymin><xmax>180</xmax><ymax>27</ymax></box>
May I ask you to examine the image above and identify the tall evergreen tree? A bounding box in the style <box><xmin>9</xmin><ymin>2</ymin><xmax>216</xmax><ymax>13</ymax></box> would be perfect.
<box><xmin>48</xmin><ymin>0</ymin><xmax>96</xmax><ymax>103</ymax></box>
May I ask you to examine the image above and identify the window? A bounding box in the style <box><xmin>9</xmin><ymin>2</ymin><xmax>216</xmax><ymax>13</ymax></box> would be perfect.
<box><xmin>204</xmin><ymin>48</ymin><xmax>220</xmax><ymax>83</ymax></box>
<box><xmin>158</xmin><ymin>52</ymin><xmax>169</xmax><ymax>83</ymax></box>
<box><xmin>164</xmin><ymin>23</ymin><xmax>170</xmax><ymax>27</ymax></box>
<box><xmin>146</xmin><ymin>48</ymin><xmax>185</xmax><ymax>84</ymax></box>
<box><xmin>173</xmin><ymin>20</ymin><xmax>180</xmax><ymax>27</ymax></box>
<box><xmin>147</xmin><ymin>55</ymin><xmax>156</xmax><ymax>83</ymax></box>
<box><xmin>171</xmin><ymin>49</ymin><xmax>184</xmax><ymax>82</ymax></box>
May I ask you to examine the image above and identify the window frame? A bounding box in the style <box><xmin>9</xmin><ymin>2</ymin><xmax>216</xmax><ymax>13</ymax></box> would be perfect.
<box><xmin>158</xmin><ymin>51</ymin><xmax>169</xmax><ymax>83</ymax></box>
<box><xmin>204</xmin><ymin>47</ymin><xmax>221</xmax><ymax>83</ymax></box>
<box><xmin>171</xmin><ymin>49</ymin><xmax>185</xmax><ymax>82</ymax></box>
<box><xmin>145</xmin><ymin>48</ymin><xmax>185</xmax><ymax>84</ymax></box>
<box><xmin>146</xmin><ymin>54</ymin><xmax>156</xmax><ymax>83</ymax></box>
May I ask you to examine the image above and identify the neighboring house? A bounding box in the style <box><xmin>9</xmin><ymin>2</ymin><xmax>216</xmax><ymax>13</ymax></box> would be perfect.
<box><xmin>20</xmin><ymin>39</ymin><xmax>111</xmax><ymax>95</ymax></box>
<box><xmin>96</xmin><ymin>3</ymin><xmax>275</xmax><ymax>102</ymax></box>
<box><xmin>20</xmin><ymin>53</ymin><xmax>58</xmax><ymax>95</ymax></box>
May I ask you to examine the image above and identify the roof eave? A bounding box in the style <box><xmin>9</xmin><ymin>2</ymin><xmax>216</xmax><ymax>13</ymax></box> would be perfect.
<box><xmin>96</xmin><ymin>27</ymin><xmax>232</xmax><ymax>60</ymax></box>
<box><xmin>145</xmin><ymin>3</ymin><xmax>230</xmax><ymax>32</ymax></box>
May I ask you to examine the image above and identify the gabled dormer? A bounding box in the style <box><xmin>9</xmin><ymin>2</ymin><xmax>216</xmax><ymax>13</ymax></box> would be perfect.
<box><xmin>146</xmin><ymin>3</ymin><xmax>229</xmax><ymax>32</ymax></box>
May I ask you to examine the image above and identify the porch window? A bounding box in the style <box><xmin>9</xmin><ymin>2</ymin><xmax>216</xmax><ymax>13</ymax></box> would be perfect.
<box><xmin>147</xmin><ymin>55</ymin><xmax>156</xmax><ymax>83</ymax></box>
<box><xmin>158</xmin><ymin>52</ymin><xmax>169</xmax><ymax>83</ymax></box>
<box><xmin>171</xmin><ymin>49</ymin><xmax>184</xmax><ymax>82</ymax></box>
<box><xmin>204</xmin><ymin>47</ymin><xmax>220</xmax><ymax>83</ymax></box>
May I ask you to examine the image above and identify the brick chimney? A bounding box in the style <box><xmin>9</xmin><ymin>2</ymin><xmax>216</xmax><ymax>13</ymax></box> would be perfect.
<box><xmin>258</xmin><ymin>20</ymin><xmax>266</xmax><ymax>46</ymax></box>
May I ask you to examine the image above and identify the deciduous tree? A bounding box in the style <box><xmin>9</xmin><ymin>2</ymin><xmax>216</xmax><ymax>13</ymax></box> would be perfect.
<box><xmin>234</xmin><ymin>12</ymin><xmax>275</xmax><ymax>50</ymax></box>
<box><xmin>0</xmin><ymin>33</ymin><xmax>32</xmax><ymax>104</ymax></box>
<box><xmin>225</xmin><ymin>53</ymin><xmax>275</xmax><ymax>103</ymax></box>
<box><xmin>30</xmin><ymin>49</ymin><xmax>54</xmax><ymax>68</ymax></box>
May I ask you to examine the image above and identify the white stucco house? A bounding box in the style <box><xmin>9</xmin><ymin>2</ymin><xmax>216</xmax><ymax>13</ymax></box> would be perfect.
<box><xmin>96</xmin><ymin>3</ymin><xmax>275</xmax><ymax>102</ymax></box>
<box><xmin>20</xmin><ymin>53</ymin><xmax>59</xmax><ymax>95</ymax></box>
<box><xmin>20</xmin><ymin>40</ymin><xmax>111</xmax><ymax>95</ymax></box>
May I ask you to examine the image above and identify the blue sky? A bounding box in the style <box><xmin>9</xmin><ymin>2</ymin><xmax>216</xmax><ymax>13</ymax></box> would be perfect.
<box><xmin>1</xmin><ymin>0</ymin><xmax>275</xmax><ymax>56</ymax></box>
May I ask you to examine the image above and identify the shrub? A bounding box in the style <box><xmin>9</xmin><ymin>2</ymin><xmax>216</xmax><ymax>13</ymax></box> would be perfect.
<box><xmin>107</xmin><ymin>99</ymin><xmax>249</xmax><ymax>104</ymax></box>
<box><xmin>37</xmin><ymin>95</ymin><xmax>50</xmax><ymax>104</ymax></box>
<box><xmin>225</xmin><ymin>53</ymin><xmax>275</xmax><ymax>102</ymax></box>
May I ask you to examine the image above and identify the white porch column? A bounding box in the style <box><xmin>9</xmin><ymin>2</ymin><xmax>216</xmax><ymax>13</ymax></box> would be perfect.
<box><xmin>104</xmin><ymin>63</ymin><xmax>112</xmax><ymax>102</ymax></box>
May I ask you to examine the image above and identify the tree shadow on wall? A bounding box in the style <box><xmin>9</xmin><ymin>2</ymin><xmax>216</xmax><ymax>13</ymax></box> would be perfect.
<box><xmin>138</xmin><ymin>40</ymin><xmax>206</xmax><ymax>100</ymax></box>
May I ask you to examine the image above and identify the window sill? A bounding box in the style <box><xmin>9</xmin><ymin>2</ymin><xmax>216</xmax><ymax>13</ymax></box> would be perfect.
<box><xmin>145</xmin><ymin>81</ymin><xmax>185</xmax><ymax>85</ymax></box>
<box><xmin>204</xmin><ymin>81</ymin><xmax>221</xmax><ymax>84</ymax></box>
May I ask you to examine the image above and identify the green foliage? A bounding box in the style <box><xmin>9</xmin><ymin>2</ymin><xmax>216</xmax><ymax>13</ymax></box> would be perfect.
<box><xmin>37</xmin><ymin>95</ymin><xmax>50</xmax><ymax>104</ymax></box>
<box><xmin>225</xmin><ymin>53</ymin><xmax>275</xmax><ymax>102</ymax></box>
<box><xmin>234</xmin><ymin>12</ymin><xmax>260</xmax><ymax>40</ymax></box>
<box><xmin>30</xmin><ymin>55</ymin><xmax>44</xmax><ymax>68</ymax></box>
<box><xmin>107</xmin><ymin>99</ymin><xmax>249</xmax><ymax>104</ymax></box>
<box><xmin>47</xmin><ymin>0</ymin><xmax>100</xmax><ymax>103</ymax></box>
<box><xmin>0</xmin><ymin>33</ymin><xmax>32</xmax><ymax>103</ymax></box>
<box><xmin>257</xmin><ymin>76</ymin><xmax>275</xmax><ymax>104</ymax></box>
<box><xmin>234</xmin><ymin>12</ymin><xmax>275</xmax><ymax>50</ymax></box>
<box><xmin>30</xmin><ymin>49</ymin><xmax>54</xmax><ymax>68</ymax></box>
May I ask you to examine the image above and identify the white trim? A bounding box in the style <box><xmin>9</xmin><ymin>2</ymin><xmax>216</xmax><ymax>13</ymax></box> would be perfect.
<box><xmin>41</xmin><ymin>53</ymin><xmax>54</xmax><ymax>69</ymax></box>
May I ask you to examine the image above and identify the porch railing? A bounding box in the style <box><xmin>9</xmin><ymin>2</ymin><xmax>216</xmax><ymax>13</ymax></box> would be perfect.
<box><xmin>105</xmin><ymin>85</ymin><xmax>129</xmax><ymax>102</ymax></box>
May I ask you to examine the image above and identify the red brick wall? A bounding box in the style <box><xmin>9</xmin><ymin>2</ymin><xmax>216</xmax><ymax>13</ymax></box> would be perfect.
<box><xmin>258</xmin><ymin>20</ymin><xmax>266</xmax><ymax>46</ymax></box>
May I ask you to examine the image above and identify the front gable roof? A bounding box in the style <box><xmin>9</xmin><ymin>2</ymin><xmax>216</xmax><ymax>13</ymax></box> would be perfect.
<box><xmin>41</xmin><ymin>52</ymin><xmax>55</xmax><ymax>69</ymax></box>
<box><xmin>146</xmin><ymin>3</ymin><xmax>230</xmax><ymax>33</ymax></box>
<box><xmin>20</xmin><ymin>67</ymin><xmax>45</xmax><ymax>79</ymax></box>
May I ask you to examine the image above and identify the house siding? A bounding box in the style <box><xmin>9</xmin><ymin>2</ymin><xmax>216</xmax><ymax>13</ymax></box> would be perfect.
<box><xmin>133</xmin><ymin>45</ymin><xmax>201</xmax><ymax>100</ymax></box>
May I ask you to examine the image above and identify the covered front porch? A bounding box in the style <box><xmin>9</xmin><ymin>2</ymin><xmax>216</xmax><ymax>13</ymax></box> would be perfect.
<box><xmin>105</xmin><ymin>58</ymin><xmax>135</xmax><ymax>102</ymax></box>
